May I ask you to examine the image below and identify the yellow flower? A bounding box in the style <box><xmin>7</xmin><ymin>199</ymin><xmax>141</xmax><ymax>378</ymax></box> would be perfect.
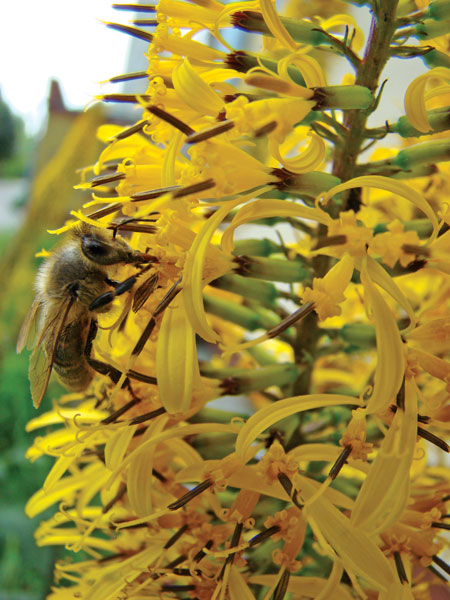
<box><xmin>301</xmin><ymin>254</ymin><xmax>355</xmax><ymax>320</ymax></box>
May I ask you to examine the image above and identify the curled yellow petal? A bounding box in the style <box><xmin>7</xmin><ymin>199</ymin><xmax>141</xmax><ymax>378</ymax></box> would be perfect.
<box><xmin>278</xmin><ymin>52</ymin><xmax>327</xmax><ymax>87</ymax></box>
<box><xmin>320</xmin><ymin>175</ymin><xmax>439</xmax><ymax>243</ymax></box>
<box><xmin>221</xmin><ymin>199</ymin><xmax>331</xmax><ymax>255</ymax></box>
<box><xmin>350</xmin><ymin>379</ymin><xmax>418</xmax><ymax>533</ymax></box>
<box><xmin>360</xmin><ymin>260</ymin><xmax>405</xmax><ymax>415</ymax></box>
<box><xmin>259</xmin><ymin>0</ymin><xmax>298</xmax><ymax>51</ymax></box>
<box><xmin>156</xmin><ymin>295</ymin><xmax>200</xmax><ymax>414</ymax></box>
<box><xmin>270</xmin><ymin>133</ymin><xmax>326</xmax><ymax>173</ymax></box>
<box><xmin>235</xmin><ymin>393</ymin><xmax>363</xmax><ymax>461</ymax></box>
<box><xmin>182</xmin><ymin>196</ymin><xmax>243</xmax><ymax>343</ymax></box>
<box><xmin>404</xmin><ymin>67</ymin><xmax>450</xmax><ymax>133</ymax></box>
<box><xmin>299</xmin><ymin>475</ymin><xmax>395</xmax><ymax>592</ymax></box>
<box><xmin>172</xmin><ymin>58</ymin><xmax>225</xmax><ymax>116</ymax></box>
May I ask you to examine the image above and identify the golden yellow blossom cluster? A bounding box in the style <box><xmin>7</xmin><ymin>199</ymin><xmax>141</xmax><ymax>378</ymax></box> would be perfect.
<box><xmin>23</xmin><ymin>0</ymin><xmax>450</xmax><ymax>598</ymax></box>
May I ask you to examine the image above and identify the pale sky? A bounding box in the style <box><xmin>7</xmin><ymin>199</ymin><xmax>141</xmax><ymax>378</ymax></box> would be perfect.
<box><xmin>0</xmin><ymin>0</ymin><xmax>133</xmax><ymax>133</ymax></box>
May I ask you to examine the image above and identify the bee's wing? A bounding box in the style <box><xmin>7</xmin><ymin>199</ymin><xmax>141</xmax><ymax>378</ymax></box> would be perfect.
<box><xmin>17</xmin><ymin>296</ymin><xmax>43</xmax><ymax>353</ymax></box>
<box><xmin>29</xmin><ymin>296</ymin><xmax>75</xmax><ymax>409</ymax></box>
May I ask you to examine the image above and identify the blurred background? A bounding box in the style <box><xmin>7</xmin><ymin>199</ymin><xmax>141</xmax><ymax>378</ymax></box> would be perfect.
<box><xmin>0</xmin><ymin>1</ymin><xmax>431</xmax><ymax>597</ymax></box>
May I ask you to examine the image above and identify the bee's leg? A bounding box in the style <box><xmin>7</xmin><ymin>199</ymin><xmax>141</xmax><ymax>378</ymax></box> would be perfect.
<box><xmin>84</xmin><ymin>319</ymin><xmax>158</xmax><ymax>424</ymax></box>
<box><xmin>108</xmin><ymin>216</ymin><xmax>158</xmax><ymax>238</ymax></box>
<box><xmin>131</xmin><ymin>278</ymin><xmax>182</xmax><ymax>357</ymax></box>
<box><xmin>89</xmin><ymin>276</ymin><xmax>138</xmax><ymax>311</ymax></box>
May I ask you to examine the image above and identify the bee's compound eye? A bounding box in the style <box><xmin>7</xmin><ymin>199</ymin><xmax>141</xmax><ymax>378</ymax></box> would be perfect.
<box><xmin>82</xmin><ymin>237</ymin><xmax>111</xmax><ymax>262</ymax></box>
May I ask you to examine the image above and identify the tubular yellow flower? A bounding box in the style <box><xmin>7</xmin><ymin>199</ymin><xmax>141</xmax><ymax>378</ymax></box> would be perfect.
<box><xmin>301</xmin><ymin>254</ymin><xmax>355</xmax><ymax>320</ymax></box>
<box><xmin>404</xmin><ymin>67</ymin><xmax>450</xmax><ymax>133</ymax></box>
<box><xmin>369</xmin><ymin>219</ymin><xmax>422</xmax><ymax>268</ymax></box>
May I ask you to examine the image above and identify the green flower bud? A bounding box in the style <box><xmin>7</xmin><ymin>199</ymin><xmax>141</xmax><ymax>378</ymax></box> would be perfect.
<box><xmin>414</xmin><ymin>19</ymin><xmax>450</xmax><ymax>40</ymax></box>
<box><xmin>427</xmin><ymin>0</ymin><xmax>450</xmax><ymax>21</ymax></box>
<box><xmin>231</xmin><ymin>10</ymin><xmax>328</xmax><ymax>46</ymax></box>
<box><xmin>233</xmin><ymin>239</ymin><xmax>281</xmax><ymax>257</ymax></box>
<box><xmin>204</xmin><ymin>363</ymin><xmax>301</xmax><ymax>394</ymax></box>
<box><xmin>392</xmin><ymin>108</ymin><xmax>450</xmax><ymax>137</ymax></box>
<box><xmin>340</xmin><ymin>323</ymin><xmax>376</xmax><ymax>347</ymax></box>
<box><xmin>211</xmin><ymin>273</ymin><xmax>279</xmax><ymax>303</ymax></box>
<box><xmin>422</xmin><ymin>49</ymin><xmax>450</xmax><ymax>70</ymax></box>
<box><xmin>203</xmin><ymin>293</ymin><xmax>263</xmax><ymax>331</ymax></box>
<box><xmin>393</xmin><ymin>140</ymin><xmax>450</xmax><ymax>169</ymax></box>
<box><xmin>314</xmin><ymin>85</ymin><xmax>373</xmax><ymax>110</ymax></box>
<box><xmin>278</xmin><ymin>171</ymin><xmax>341</xmax><ymax>198</ymax></box>
<box><xmin>226</xmin><ymin>51</ymin><xmax>305</xmax><ymax>86</ymax></box>
<box><xmin>235</xmin><ymin>256</ymin><xmax>310</xmax><ymax>283</ymax></box>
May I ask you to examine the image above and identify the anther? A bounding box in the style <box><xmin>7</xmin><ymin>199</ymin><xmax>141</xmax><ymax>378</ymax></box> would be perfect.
<box><xmin>105</xmin><ymin>22</ymin><xmax>154</xmax><ymax>43</ymax></box>
<box><xmin>172</xmin><ymin>179</ymin><xmax>216</xmax><ymax>198</ymax></box>
<box><xmin>164</xmin><ymin>524</ymin><xmax>189</xmax><ymax>549</ymax></box>
<box><xmin>328</xmin><ymin>445</ymin><xmax>352</xmax><ymax>480</ymax></box>
<box><xmin>89</xmin><ymin>172</ymin><xmax>126</xmax><ymax>187</ymax></box>
<box><xmin>167</xmin><ymin>479</ymin><xmax>213</xmax><ymax>511</ymax></box>
<box><xmin>147</xmin><ymin>105</ymin><xmax>195</xmax><ymax>136</ymax></box>
<box><xmin>393</xmin><ymin>551</ymin><xmax>409</xmax><ymax>584</ymax></box>
<box><xmin>186</xmin><ymin>121</ymin><xmax>235</xmax><ymax>144</ymax></box>
<box><xmin>248</xmin><ymin>525</ymin><xmax>281</xmax><ymax>547</ymax></box>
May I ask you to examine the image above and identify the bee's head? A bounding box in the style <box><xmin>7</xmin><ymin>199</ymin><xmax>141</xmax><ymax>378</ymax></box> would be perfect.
<box><xmin>73</xmin><ymin>223</ymin><xmax>139</xmax><ymax>265</ymax></box>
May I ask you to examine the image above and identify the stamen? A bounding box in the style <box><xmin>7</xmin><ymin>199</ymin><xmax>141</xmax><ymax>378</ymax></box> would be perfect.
<box><xmin>128</xmin><ymin>406</ymin><xmax>166</xmax><ymax>425</ymax></box>
<box><xmin>102</xmin><ymin>482</ymin><xmax>127</xmax><ymax>513</ymax></box>
<box><xmin>131</xmin><ymin>185</ymin><xmax>181</xmax><ymax>201</ymax></box>
<box><xmin>417</xmin><ymin>427</ymin><xmax>449</xmax><ymax>452</ymax></box>
<box><xmin>218</xmin><ymin>522</ymin><xmax>243</xmax><ymax>580</ymax></box>
<box><xmin>431</xmin><ymin>522</ymin><xmax>450</xmax><ymax>531</ymax></box>
<box><xmin>108</xmin><ymin>70</ymin><xmax>148</xmax><ymax>83</ymax></box>
<box><xmin>147</xmin><ymin>105</ymin><xmax>195</xmax><ymax>136</ymax></box>
<box><xmin>328</xmin><ymin>445</ymin><xmax>352</xmax><ymax>480</ymax></box>
<box><xmin>172</xmin><ymin>179</ymin><xmax>216</xmax><ymax>198</ymax></box>
<box><xmin>112</xmin><ymin>3</ymin><xmax>156</xmax><ymax>11</ymax></box>
<box><xmin>248</xmin><ymin>525</ymin><xmax>280</xmax><ymax>547</ymax></box>
<box><xmin>152</xmin><ymin>554</ymin><xmax>187</xmax><ymax>579</ymax></box>
<box><xmin>101</xmin><ymin>396</ymin><xmax>142</xmax><ymax>425</ymax></box>
<box><xmin>164</xmin><ymin>524</ymin><xmax>189</xmax><ymax>549</ymax></box>
<box><xmin>253</xmin><ymin>120</ymin><xmax>278</xmax><ymax>137</ymax></box>
<box><xmin>100</xmin><ymin>94</ymin><xmax>152</xmax><ymax>103</ymax></box>
<box><xmin>110</xmin><ymin>120</ymin><xmax>150</xmax><ymax>141</ymax></box>
<box><xmin>160</xmin><ymin>584</ymin><xmax>196</xmax><ymax>592</ymax></box>
<box><xmin>402</xmin><ymin>243</ymin><xmax>430</xmax><ymax>257</ymax></box>
<box><xmin>313</xmin><ymin>235</ymin><xmax>347</xmax><ymax>250</ymax></box>
<box><xmin>152</xmin><ymin>468</ymin><xmax>166</xmax><ymax>482</ymax></box>
<box><xmin>167</xmin><ymin>480</ymin><xmax>213</xmax><ymax>511</ymax></box>
<box><xmin>267</xmin><ymin>303</ymin><xmax>315</xmax><ymax>340</ymax></box>
<box><xmin>86</xmin><ymin>203</ymin><xmax>122</xmax><ymax>220</ymax></box>
<box><xmin>395</xmin><ymin>377</ymin><xmax>406</xmax><ymax>410</ymax></box>
<box><xmin>105</xmin><ymin>22</ymin><xmax>154</xmax><ymax>43</ymax></box>
<box><xmin>131</xmin><ymin>279</ymin><xmax>182</xmax><ymax>356</ymax></box>
<box><xmin>393</xmin><ymin>551</ymin><xmax>409</xmax><ymax>584</ymax></box>
<box><xmin>193</xmin><ymin>539</ymin><xmax>214</xmax><ymax>562</ymax></box>
<box><xmin>186</xmin><ymin>121</ymin><xmax>235</xmax><ymax>144</ymax></box>
<box><xmin>273</xmin><ymin>568</ymin><xmax>290</xmax><ymax>600</ymax></box>
<box><xmin>432</xmin><ymin>555</ymin><xmax>450</xmax><ymax>576</ymax></box>
<box><xmin>277</xmin><ymin>473</ymin><xmax>303</xmax><ymax>509</ymax></box>
<box><xmin>132</xmin><ymin>19</ymin><xmax>158</xmax><ymax>26</ymax></box>
<box><xmin>89</xmin><ymin>172</ymin><xmax>126</xmax><ymax>187</ymax></box>
<box><xmin>427</xmin><ymin>564</ymin><xmax>449</xmax><ymax>582</ymax></box>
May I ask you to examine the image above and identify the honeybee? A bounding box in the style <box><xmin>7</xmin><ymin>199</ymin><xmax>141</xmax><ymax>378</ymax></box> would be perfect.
<box><xmin>17</xmin><ymin>222</ymin><xmax>153</xmax><ymax>408</ymax></box>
